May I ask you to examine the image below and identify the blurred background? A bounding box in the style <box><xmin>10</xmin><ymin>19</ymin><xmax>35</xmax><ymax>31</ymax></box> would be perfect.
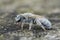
<box><xmin>0</xmin><ymin>0</ymin><xmax>60</xmax><ymax>14</ymax></box>
<box><xmin>0</xmin><ymin>0</ymin><xmax>60</xmax><ymax>40</ymax></box>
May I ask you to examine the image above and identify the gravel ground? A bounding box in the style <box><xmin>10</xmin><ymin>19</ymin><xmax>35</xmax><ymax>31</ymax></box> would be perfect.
<box><xmin>0</xmin><ymin>12</ymin><xmax>60</xmax><ymax>40</ymax></box>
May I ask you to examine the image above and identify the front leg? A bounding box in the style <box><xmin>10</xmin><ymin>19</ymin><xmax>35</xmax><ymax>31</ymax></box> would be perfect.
<box><xmin>21</xmin><ymin>22</ymin><xmax>24</xmax><ymax>30</ymax></box>
<box><xmin>21</xmin><ymin>21</ymin><xmax>25</xmax><ymax>30</ymax></box>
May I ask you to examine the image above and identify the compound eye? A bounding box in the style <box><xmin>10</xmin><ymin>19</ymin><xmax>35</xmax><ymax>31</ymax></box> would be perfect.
<box><xmin>15</xmin><ymin>15</ymin><xmax>21</xmax><ymax>21</ymax></box>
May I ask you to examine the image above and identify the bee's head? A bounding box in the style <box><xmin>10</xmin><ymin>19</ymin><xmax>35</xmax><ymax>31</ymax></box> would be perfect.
<box><xmin>15</xmin><ymin>15</ymin><xmax>26</xmax><ymax>22</ymax></box>
<box><xmin>15</xmin><ymin>15</ymin><xmax>21</xmax><ymax>22</ymax></box>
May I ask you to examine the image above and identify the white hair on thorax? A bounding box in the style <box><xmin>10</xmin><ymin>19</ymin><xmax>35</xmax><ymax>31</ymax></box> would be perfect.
<box><xmin>20</xmin><ymin>13</ymin><xmax>35</xmax><ymax>17</ymax></box>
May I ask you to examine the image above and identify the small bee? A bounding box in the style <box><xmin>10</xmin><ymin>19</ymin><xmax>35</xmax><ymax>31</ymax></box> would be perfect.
<box><xmin>15</xmin><ymin>13</ymin><xmax>52</xmax><ymax>31</ymax></box>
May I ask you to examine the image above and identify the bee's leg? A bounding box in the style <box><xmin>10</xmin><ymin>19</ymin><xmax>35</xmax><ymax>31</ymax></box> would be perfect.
<box><xmin>21</xmin><ymin>22</ymin><xmax>23</xmax><ymax>30</ymax></box>
<box><xmin>36</xmin><ymin>19</ymin><xmax>46</xmax><ymax>31</ymax></box>
<box><xmin>40</xmin><ymin>23</ymin><xmax>46</xmax><ymax>31</ymax></box>
<box><xmin>21</xmin><ymin>21</ymin><xmax>25</xmax><ymax>30</ymax></box>
<box><xmin>29</xmin><ymin>21</ymin><xmax>33</xmax><ymax>30</ymax></box>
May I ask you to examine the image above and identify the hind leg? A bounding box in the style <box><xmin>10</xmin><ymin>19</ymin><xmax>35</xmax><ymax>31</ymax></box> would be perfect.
<box><xmin>40</xmin><ymin>24</ymin><xmax>46</xmax><ymax>31</ymax></box>
<box><xmin>36</xmin><ymin>19</ymin><xmax>46</xmax><ymax>31</ymax></box>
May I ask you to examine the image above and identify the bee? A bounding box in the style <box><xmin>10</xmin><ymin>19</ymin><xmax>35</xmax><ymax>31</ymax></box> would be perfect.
<box><xmin>15</xmin><ymin>13</ymin><xmax>52</xmax><ymax>31</ymax></box>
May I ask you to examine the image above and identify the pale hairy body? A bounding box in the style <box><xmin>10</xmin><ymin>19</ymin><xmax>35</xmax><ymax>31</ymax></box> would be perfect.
<box><xmin>15</xmin><ymin>13</ymin><xmax>52</xmax><ymax>31</ymax></box>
